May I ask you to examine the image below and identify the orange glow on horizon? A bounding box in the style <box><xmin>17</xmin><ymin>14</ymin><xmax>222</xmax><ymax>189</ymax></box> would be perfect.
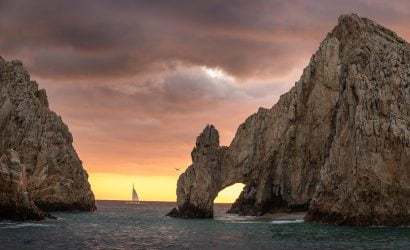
<box><xmin>89</xmin><ymin>173</ymin><xmax>245</xmax><ymax>203</ymax></box>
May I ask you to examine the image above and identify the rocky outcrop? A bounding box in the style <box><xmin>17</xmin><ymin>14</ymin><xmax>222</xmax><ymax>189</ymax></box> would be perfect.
<box><xmin>169</xmin><ymin>14</ymin><xmax>410</xmax><ymax>226</ymax></box>
<box><xmin>0</xmin><ymin>149</ymin><xmax>45</xmax><ymax>220</ymax></box>
<box><xmin>305</xmin><ymin>14</ymin><xmax>410</xmax><ymax>226</ymax></box>
<box><xmin>167</xmin><ymin>125</ymin><xmax>228</xmax><ymax>218</ymax></box>
<box><xmin>0</xmin><ymin>57</ymin><xmax>95</xmax><ymax>218</ymax></box>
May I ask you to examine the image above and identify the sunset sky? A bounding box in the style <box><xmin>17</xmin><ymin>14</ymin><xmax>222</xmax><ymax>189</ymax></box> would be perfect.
<box><xmin>1</xmin><ymin>0</ymin><xmax>409</xmax><ymax>202</ymax></box>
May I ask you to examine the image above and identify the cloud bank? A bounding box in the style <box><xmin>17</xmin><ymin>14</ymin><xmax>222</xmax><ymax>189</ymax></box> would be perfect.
<box><xmin>0</xmin><ymin>0</ymin><xmax>409</xmax><ymax>175</ymax></box>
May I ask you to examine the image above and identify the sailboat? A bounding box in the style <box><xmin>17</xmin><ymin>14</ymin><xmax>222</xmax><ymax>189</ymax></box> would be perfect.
<box><xmin>125</xmin><ymin>183</ymin><xmax>141</xmax><ymax>204</ymax></box>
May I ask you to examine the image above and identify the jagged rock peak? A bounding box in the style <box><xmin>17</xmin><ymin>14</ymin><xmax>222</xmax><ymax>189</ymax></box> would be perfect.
<box><xmin>191</xmin><ymin>124</ymin><xmax>221</xmax><ymax>161</ymax></box>
<box><xmin>0</xmin><ymin>57</ymin><xmax>96</xmax><ymax>219</ymax></box>
<box><xmin>195</xmin><ymin>124</ymin><xmax>220</xmax><ymax>148</ymax></box>
<box><xmin>169</xmin><ymin>14</ymin><xmax>410</xmax><ymax>226</ymax></box>
<box><xmin>334</xmin><ymin>14</ymin><xmax>406</xmax><ymax>43</ymax></box>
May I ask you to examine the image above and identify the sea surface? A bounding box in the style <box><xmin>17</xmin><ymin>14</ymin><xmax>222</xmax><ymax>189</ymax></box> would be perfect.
<box><xmin>1</xmin><ymin>201</ymin><xmax>410</xmax><ymax>249</ymax></box>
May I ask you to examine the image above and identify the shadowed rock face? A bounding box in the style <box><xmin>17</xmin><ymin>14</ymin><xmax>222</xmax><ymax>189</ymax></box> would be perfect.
<box><xmin>0</xmin><ymin>57</ymin><xmax>96</xmax><ymax>217</ymax></box>
<box><xmin>167</xmin><ymin>125</ymin><xmax>228</xmax><ymax>218</ymax></box>
<box><xmin>0</xmin><ymin>149</ymin><xmax>45</xmax><ymax>220</ymax></box>
<box><xmin>169</xmin><ymin>14</ymin><xmax>410</xmax><ymax>226</ymax></box>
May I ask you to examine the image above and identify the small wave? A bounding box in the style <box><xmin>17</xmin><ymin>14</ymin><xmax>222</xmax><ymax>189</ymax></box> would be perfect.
<box><xmin>271</xmin><ymin>219</ymin><xmax>304</xmax><ymax>224</ymax></box>
<box><xmin>0</xmin><ymin>223</ymin><xmax>52</xmax><ymax>229</ymax></box>
<box><xmin>52</xmin><ymin>217</ymin><xmax>64</xmax><ymax>221</ymax></box>
<box><xmin>0</xmin><ymin>221</ymin><xmax>16</xmax><ymax>225</ymax></box>
<box><xmin>214</xmin><ymin>214</ymin><xmax>258</xmax><ymax>223</ymax></box>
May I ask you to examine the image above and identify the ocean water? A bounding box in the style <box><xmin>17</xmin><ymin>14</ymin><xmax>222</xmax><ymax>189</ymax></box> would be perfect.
<box><xmin>1</xmin><ymin>201</ymin><xmax>410</xmax><ymax>249</ymax></box>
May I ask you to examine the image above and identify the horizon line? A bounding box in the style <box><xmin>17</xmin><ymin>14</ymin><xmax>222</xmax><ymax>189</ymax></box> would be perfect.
<box><xmin>95</xmin><ymin>199</ymin><xmax>235</xmax><ymax>204</ymax></box>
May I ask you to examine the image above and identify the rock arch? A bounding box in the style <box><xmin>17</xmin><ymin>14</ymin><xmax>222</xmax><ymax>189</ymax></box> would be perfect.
<box><xmin>167</xmin><ymin>17</ymin><xmax>343</xmax><ymax>219</ymax></box>
<box><xmin>168</xmin><ymin>14</ymin><xmax>410</xmax><ymax>226</ymax></box>
<box><xmin>167</xmin><ymin>122</ymin><xmax>318</xmax><ymax>218</ymax></box>
<box><xmin>167</xmin><ymin>125</ymin><xmax>247</xmax><ymax>218</ymax></box>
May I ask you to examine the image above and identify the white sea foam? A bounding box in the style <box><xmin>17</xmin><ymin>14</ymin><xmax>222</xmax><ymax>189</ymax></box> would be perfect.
<box><xmin>0</xmin><ymin>221</ymin><xmax>15</xmax><ymax>225</ymax></box>
<box><xmin>271</xmin><ymin>219</ymin><xmax>304</xmax><ymax>224</ymax></box>
<box><xmin>0</xmin><ymin>223</ymin><xmax>52</xmax><ymax>229</ymax></box>
<box><xmin>214</xmin><ymin>213</ymin><xmax>258</xmax><ymax>223</ymax></box>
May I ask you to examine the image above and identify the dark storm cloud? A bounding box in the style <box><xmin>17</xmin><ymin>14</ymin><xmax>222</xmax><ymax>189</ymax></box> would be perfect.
<box><xmin>1</xmin><ymin>0</ymin><xmax>409</xmax><ymax>81</ymax></box>
<box><xmin>41</xmin><ymin>67</ymin><xmax>282</xmax><ymax>174</ymax></box>
<box><xmin>47</xmin><ymin>67</ymin><xmax>280</xmax><ymax>121</ymax></box>
<box><xmin>1</xmin><ymin>0</ymin><xmax>409</xmax><ymax>176</ymax></box>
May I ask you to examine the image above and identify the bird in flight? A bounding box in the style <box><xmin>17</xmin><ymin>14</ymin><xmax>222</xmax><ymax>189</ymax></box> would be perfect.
<box><xmin>175</xmin><ymin>168</ymin><xmax>180</xmax><ymax>171</ymax></box>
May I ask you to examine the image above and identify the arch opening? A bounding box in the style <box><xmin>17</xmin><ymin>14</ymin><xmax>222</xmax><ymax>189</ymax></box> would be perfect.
<box><xmin>213</xmin><ymin>183</ymin><xmax>245</xmax><ymax>214</ymax></box>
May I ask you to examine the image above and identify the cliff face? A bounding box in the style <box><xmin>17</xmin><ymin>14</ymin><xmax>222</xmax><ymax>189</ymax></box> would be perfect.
<box><xmin>169</xmin><ymin>14</ymin><xmax>410</xmax><ymax>226</ymax></box>
<box><xmin>0</xmin><ymin>58</ymin><xmax>95</xmax><ymax>218</ymax></box>
<box><xmin>168</xmin><ymin>125</ymin><xmax>228</xmax><ymax>218</ymax></box>
<box><xmin>306</xmin><ymin>14</ymin><xmax>410</xmax><ymax>226</ymax></box>
<box><xmin>0</xmin><ymin>149</ymin><xmax>45</xmax><ymax>220</ymax></box>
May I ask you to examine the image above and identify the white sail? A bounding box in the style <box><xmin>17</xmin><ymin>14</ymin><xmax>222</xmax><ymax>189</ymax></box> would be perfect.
<box><xmin>132</xmin><ymin>184</ymin><xmax>139</xmax><ymax>201</ymax></box>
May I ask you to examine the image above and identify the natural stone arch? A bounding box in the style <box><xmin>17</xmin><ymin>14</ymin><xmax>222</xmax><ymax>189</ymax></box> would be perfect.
<box><xmin>167</xmin><ymin>125</ymin><xmax>249</xmax><ymax>218</ymax></box>
<box><xmin>167</xmin><ymin>15</ymin><xmax>354</xmax><ymax>220</ymax></box>
<box><xmin>169</xmin><ymin>15</ymin><xmax>410</xmax><ymax>226</ymax></box>
<box><xmin>167</xmin><ymin>123</ymin><xmax>317</xmax><ymax>218</ymax></box>
<box><xmin>167</xmin><ymin>34</ymin><xmax>343</xmax><ymax>218</ymax></box>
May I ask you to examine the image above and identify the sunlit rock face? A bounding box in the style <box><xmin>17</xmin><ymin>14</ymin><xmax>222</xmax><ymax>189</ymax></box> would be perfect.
<box><xmin>0</xmin><ymin>57</ymin><xmax>95</xmax><ymax>216</ymax></box>
<box><xmin>306</xmin><ymin>14</ymin><xmax>410</xmax><ymax>226</ymax></box>
<box><xmin>170</xmin><ymin>14</ymin><xmax>410</xmax><ymax>226</ymax></box>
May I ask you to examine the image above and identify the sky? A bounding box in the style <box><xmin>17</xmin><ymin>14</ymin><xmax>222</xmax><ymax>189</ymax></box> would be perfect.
<box><xmin>1</xmin><ymin>0</ymin><xmax>409</xmax><ymax>202</ymax></box>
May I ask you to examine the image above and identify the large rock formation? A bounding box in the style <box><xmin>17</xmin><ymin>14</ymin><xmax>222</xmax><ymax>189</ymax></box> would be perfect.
<box><xmin>168</xmin><ymin>125</ymin><xmax>229</xmax><ymax>218</ymax></box>
<box><xmin>169</xmin><ymin>14</ymin><xmax>410</xmax><ymax>226</ymax></box>
<box><xmin>0</xmin><ymin>57</ymin><xmax>95</xmax><ymax>219</ymax></box>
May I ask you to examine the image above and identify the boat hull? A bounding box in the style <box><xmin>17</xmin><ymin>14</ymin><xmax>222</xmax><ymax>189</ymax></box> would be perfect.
<box><xmin>125</xmin><ymin>201</ymin><xmax>142</xmax><ymax>205</ymax></box>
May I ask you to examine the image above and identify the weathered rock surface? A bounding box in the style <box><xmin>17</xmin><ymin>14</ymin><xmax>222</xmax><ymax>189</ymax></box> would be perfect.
<box><xmin>0</xmin><ymin>57</ymin><xmax>95</xmax><ymax>217</ymax></box>
<box><xmin>169</xmin><ymin>14</ymin><xmax>410</xmax><ymax>226</ymax></box>
<box><xmin>167</xmin><ymin>125</ymin><xmax>228</xmax><ymax>218</ymax></box>
<box><xmin>305</xmin><ymin>14</ymin><xmax>410</xmax><ymax>226</ymax></box>
<box><xmin>0</xmin><ymin>149</ymin><xmax>45</xmax><ymax>220</ymax></box>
